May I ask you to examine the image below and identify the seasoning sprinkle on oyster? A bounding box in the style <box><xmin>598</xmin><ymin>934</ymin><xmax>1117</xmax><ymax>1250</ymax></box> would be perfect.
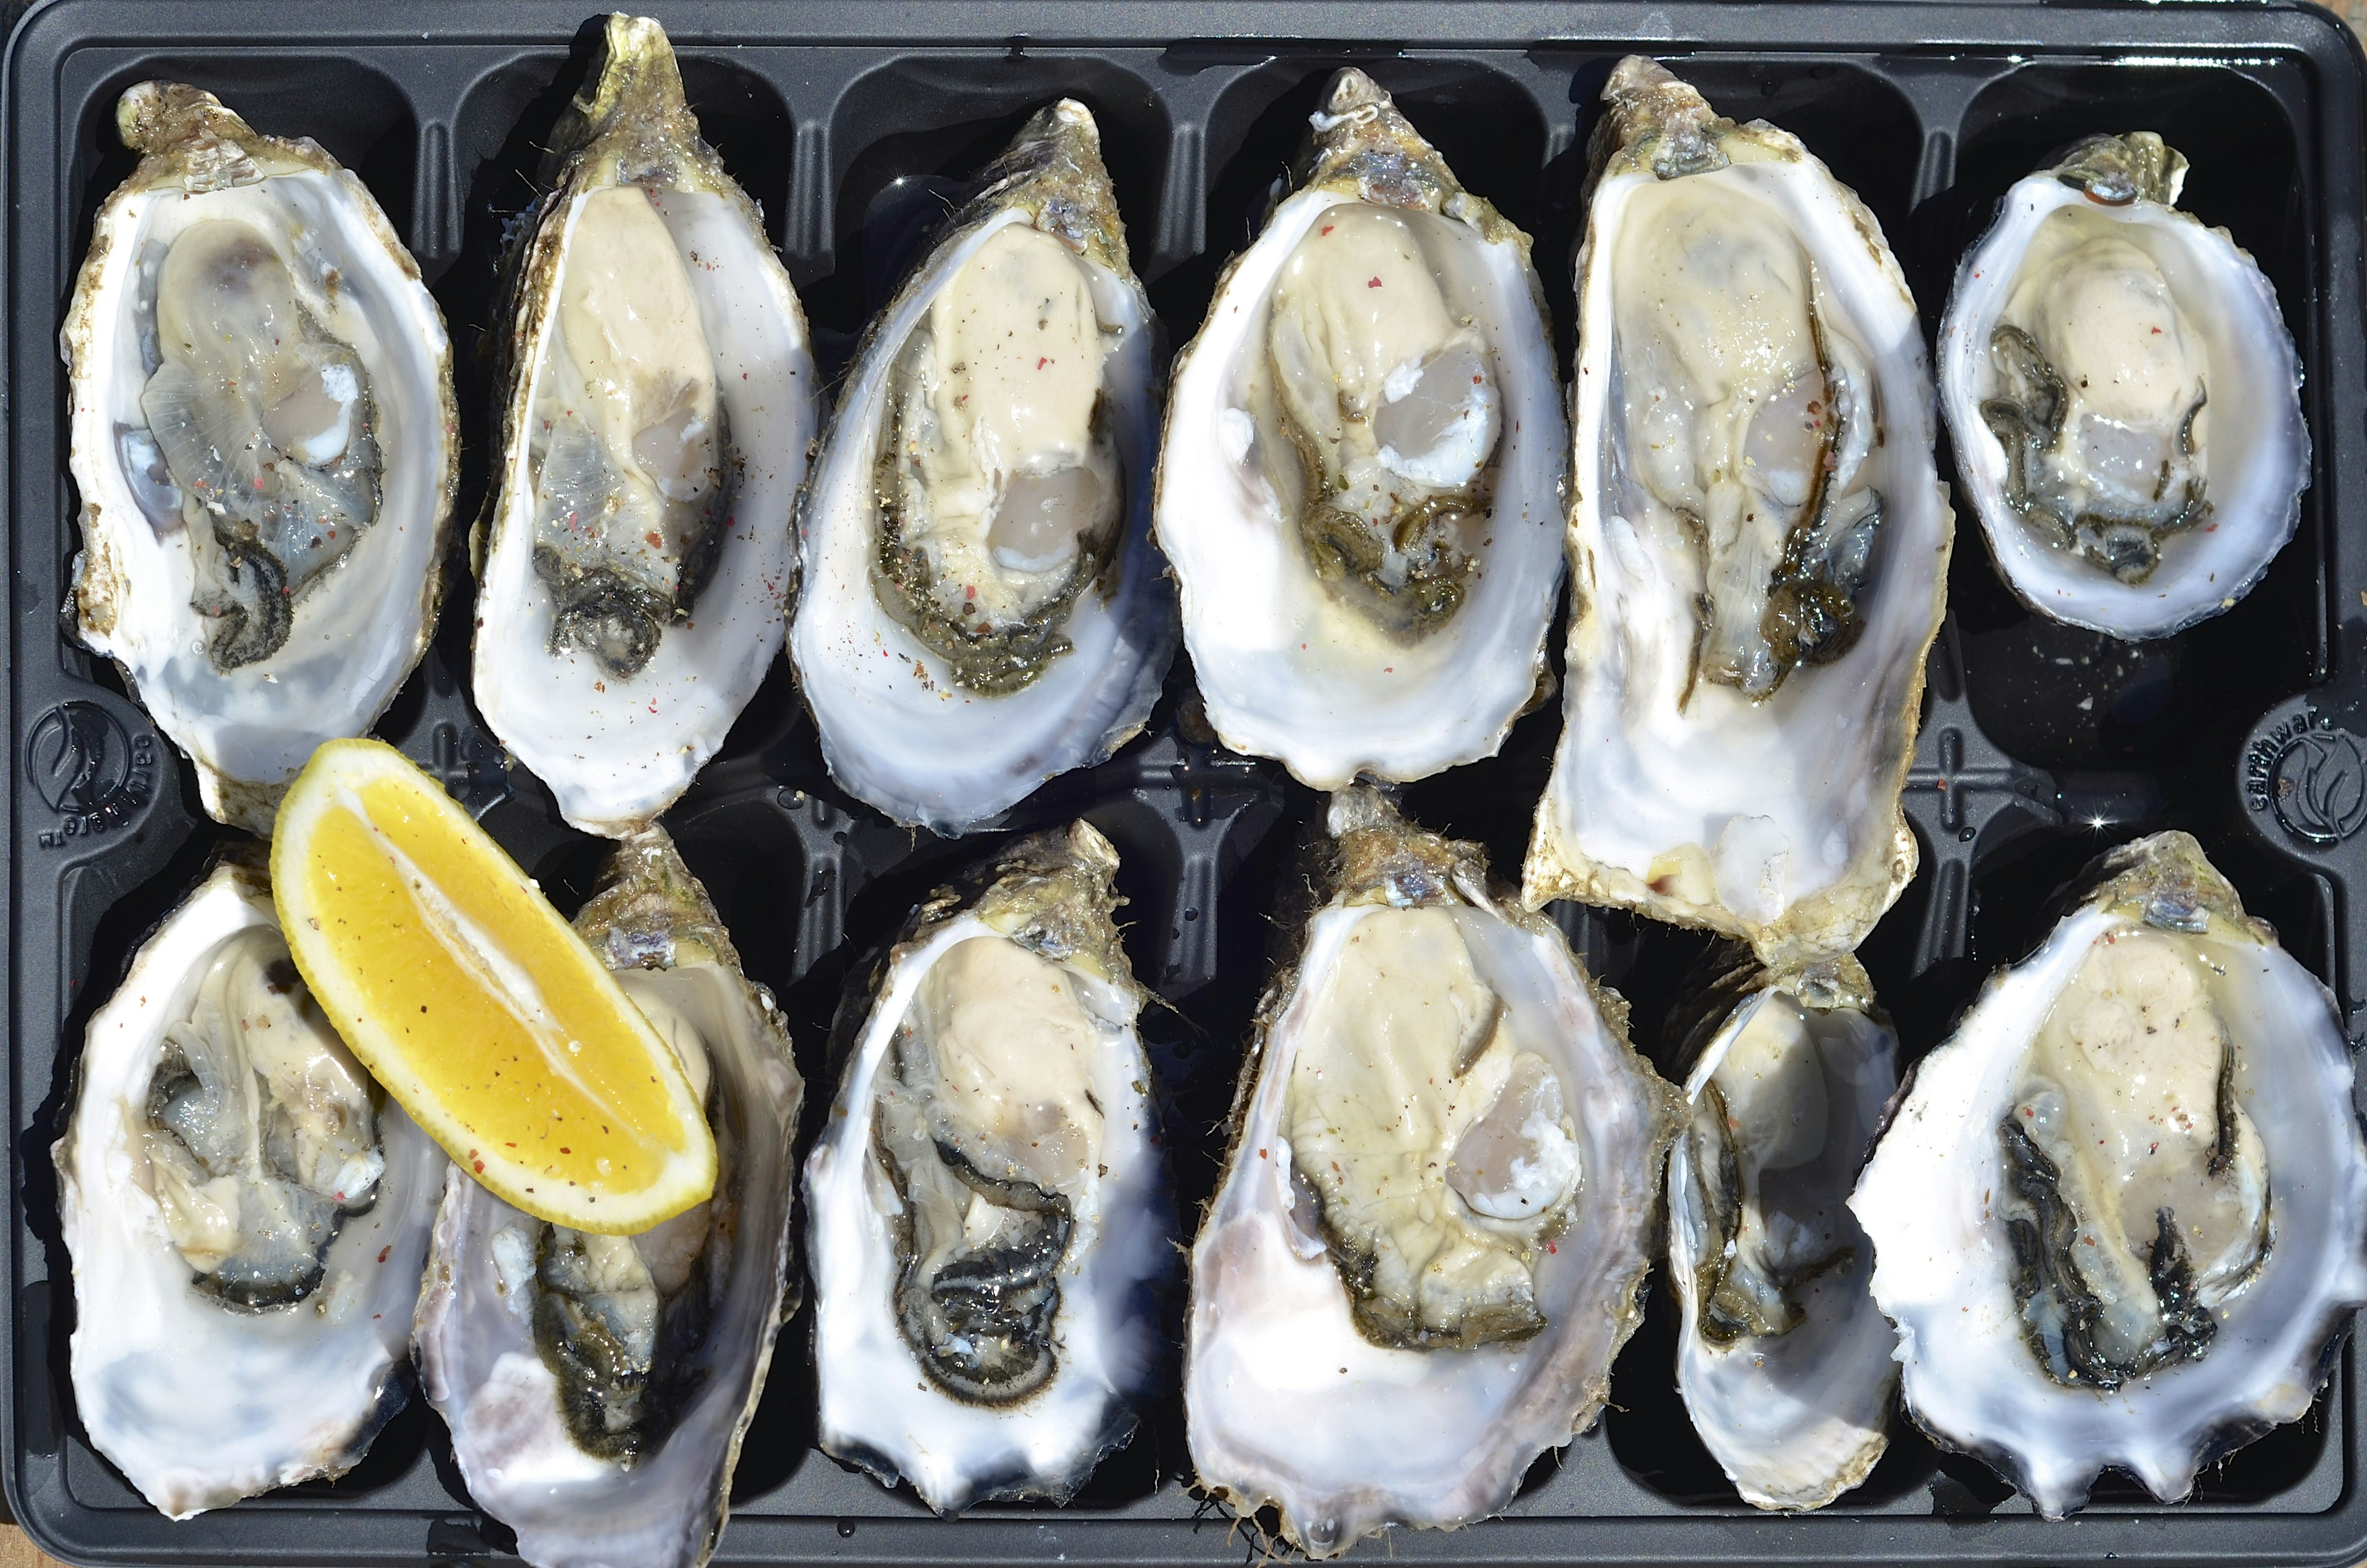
<box><xmin>804</xmin><ymin>823</ymin><xmax>1172</xmax><ymax>1510</ymax></box>
<box><xmin>1157</xmin><ymin>70</ymin><xmax>1567</xmax><ymax>789</ymax></box>
<box><xmin>1187</xmin><ymin>791</ymin><xmax>1678</xmax><ymax>1556</ymax></box>
<box><xmin>475</xmin><ymin>15</ymin><xmax>816</xmax><ymax>835</ymax></box>
<box><xmin>1524</xmin><ymin>58</ymin><xmax>1950</xmax><ymax>966</ymax></box>
<box><xmin>414</xmin><ymin>827</ymin><xmax>801</xmax><ymax>1568</ymax></box>
<box><xmin>55</xmin><ymin>857</ymin><xmax>443</xmax><ymax>1517</ymax></box>
<box><xmin>61</xmin><ymin>84</ymin><xmax>457</xmax><ymax>833</ymax></box>
<box><xmin>1851</xmin><ymin>833</ymin><xmax>2367</xmax><ymax>1516</ymax></box>
<box><xmin>790</xmin><ymin>104</ymin><xmax>1174</xmax><ymax>835</ymax></box>
<box><xmin>1939</xmin><ymin>134</ymin><xmax>2308</xmax><ymax>637</ymax></box>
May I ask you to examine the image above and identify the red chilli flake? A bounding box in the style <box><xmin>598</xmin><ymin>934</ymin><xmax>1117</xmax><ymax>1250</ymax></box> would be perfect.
<box><xmin>1321</xmin><ymin>224</ymin><xmax>1335</xmax><ymax>235</ymax></box>
<box><xmin>377</xmin><ymin>1246</ymin><xmax>391</xmax><ymax>1264</ymax></box>
<box><xmin>1366</xmin><ymin>276</ymin><xmax>1383</xmax><ymax>288</ymax></box>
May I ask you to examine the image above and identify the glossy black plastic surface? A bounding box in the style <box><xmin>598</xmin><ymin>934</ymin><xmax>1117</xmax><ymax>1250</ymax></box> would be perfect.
<box><xmin>7</xmin><ymin>2</ymin><xmax>2367</xmax><ymax>1563</ymax></box>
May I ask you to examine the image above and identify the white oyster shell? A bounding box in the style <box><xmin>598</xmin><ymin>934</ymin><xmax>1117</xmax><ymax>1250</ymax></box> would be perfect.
<box><xmin>1667</xmin><ymin>957</ymin><xmax>1897</xmax><ymax>1511</ymax></box>
<box><xmin>1850</xmin><ymin>832</ymin><xmax>2367</xmax><ymax>1516</ymax></box>
<box><xmin>804</xmin><ymin>822</ymin><xmax>1171</xmax><ymax>1510</ymax></box>
<box><xmin>1157</xmin><ymin>70</ymin><xmax>1566</xmax><ymax>788</ymax></box>
<box><xmin>62</xmin><ymin>84</ymin><xmax>458</xmax><ymax>835</ymax></box>
<box><xmin>1938</xmin><ymin>134</ymin><xmax>2307</xmax><ymax>639</ymax></box>
<box><xmin>414</xmin><ymin>827</ymin><xmax>801</xmax><ymax>1568</ymax></box>
<box><xmin>54</xmin><ymin>859</ymin><xmax>443</xmax><ymax>1517</ymax></box>
<box><xmin>1524</xmin><ymin>58</ymin><xmax>1949</xmax><ymax>968</ymax></box>
<box><xmin>790</xmin><ymin>102</ymin><xmax>1173</xmax><ymax>835</ymax></box>
<box><xmin>475</xmin><ymin>17</ymin><xmax>816</xmax><ymax>836</ymax></box>
<box><xmin>1187</xmin><ymin>792</ymin><xmax>1677</xmax><ymax>1556</ymax></box>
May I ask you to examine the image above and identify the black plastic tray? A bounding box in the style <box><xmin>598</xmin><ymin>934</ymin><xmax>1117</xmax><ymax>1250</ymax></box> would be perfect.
<box><xmin>9</xmin><ymin>2</ymin><xmax>2367</xmax><ymax>1563</ymax></box>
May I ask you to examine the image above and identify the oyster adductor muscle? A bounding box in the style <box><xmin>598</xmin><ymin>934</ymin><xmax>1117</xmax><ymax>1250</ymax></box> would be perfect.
<box><xmin>1939</xmin><ymin>134</ymin><xmax>2307</xmax><ymax>638</ymax></box>
<box><xmin>1155</xmin><ymin>68</ymin><xmax>1568</xmax><ymax>790</ymax></box>
<box><xmin>475</xmin><ymin>15</ymin><xmax>816</xmax><ymax>836</ymax></box>
<box><xmin>1525</xmin><ymin>57</ymin><xmax>1949</xmax><ymax>968</ymax></box>
<box><xmin>62</xmin><ymin>83</ymin><xmax>457</xmax><ymax>833</ymax></box>
<box><xmin>788</xmin><ymin>103</ymin><xmax>1174</xmax><ymax>835</ymax></box>
<box><xmin>55</xmin><ymin>857</ymin><xmax>443</xmax><ymax>1517</ymax></box>
<box><xmin>1850</xmin><ymin>833</ymin><xmax>2367</xmax><ymax>1516</ymax></box>
<box><xmin>1187</xmin><ymin>790</ymin><xmax>1678</xmax><ymax>1556</ymax></box>
<box><xmin>413</xmin><ymin>827</ymin><xmax>802</xmax><ymax>1568</ymax></box>
<box><xmin>804</xmin><ymin>822</ymin><xmax>1173</xmax><ymax>1511</ymax></box>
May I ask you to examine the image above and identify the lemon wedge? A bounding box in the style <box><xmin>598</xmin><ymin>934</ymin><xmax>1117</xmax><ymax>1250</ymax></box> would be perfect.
<box><xmin>271</xmin><ymin>738</ymin><xmax>716</xmax><ymax>1233</ymax></box>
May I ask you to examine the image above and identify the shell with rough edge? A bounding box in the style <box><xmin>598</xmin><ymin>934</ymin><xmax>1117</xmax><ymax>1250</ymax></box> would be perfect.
<box><xmin>1187</xmin><ymin>789</ymin><xmax>1678</xmax><ymax>1556</ymax></box>
<box><xmin>61</xmin><ymin>83</ymin><xmax>458</xmax><ymax>835</ymax></box>
<box><xmin>414</xmin><ymin>825</ymin><xmax>803</xmax><ymax>1568</ymax></box>
<box><xmin>1524</xmin><ymin>57</ymin><xmax>1950</xmax><ymax>970</ymax></box>
<box><xmin>803</xmin><ymin>821</ymin><xmax>1174</xmax><ymax>1511</ymax></box>
<box><xmin>788</xmin><ymin>102</ymin><xmax>1175</xmax><ymax>836</ymax></box>
<box><xmin>473</xmin><ymin>14</ymin><xmax>817</xmax><ymax>836</ymax></box>
<box><xmin>1155</xmin><ymin>69</ymin><xmax>1568</xmax><ymax>792</ymax></box>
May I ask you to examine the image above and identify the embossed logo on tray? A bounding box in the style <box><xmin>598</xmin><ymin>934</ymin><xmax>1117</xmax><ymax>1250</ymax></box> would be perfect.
<box><xmin>2246</xmin><ymin>708</ymin><xmax>2367</xmax><ymax>846</ymax></box>
<box><xmin>27</xmin><ymin>701</ymin><xmax>155</xmax><ymax>846</ymax></box>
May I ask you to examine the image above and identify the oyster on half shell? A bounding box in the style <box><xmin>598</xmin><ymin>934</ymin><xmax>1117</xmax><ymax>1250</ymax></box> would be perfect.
<box><xmin>475</xmin><ymin>15</ymin><xmax>816</xmax><ymax>835</ymax></box>
<box><xmin>1666</xmin><ymin>952</ymin><xmax>1898</xmax><ymax>1511</ymax></box>
<box><xmin>789</xmin><ymin>104</ymin><xmax>1174</xmax><ymax>835</ymax></box>
<box><xmin>62</xmin><ymin>84</ymin><xmax>457</xmax><ymax>833</ymax></box>
<box><xmin>1938</xmin><ymin>133</ymin><xmax>2308</xmax><ymax>638</ymax></box>
<box><xmin>1157</xmin><ymin>70</ymin><xmax>1567</xmax><ymax>789</ymax></box>
<box><xmin>55</xmin><ymin>857</ymin><xmax>443</xmax><ymax>1516</ymax></box>
<box><xmin>1187</xmin><ymin>791</ymin><xmax>1678</xmax><ymax>1556</ymax></box>
<box><xmin>1524</xmin><ymin>57</ymin><xmax>1950</xmax><ymax>967</ymax></box>
<box><xmin>1851</xmin><ymin>833</ymin><xmax>2367</xmax><ymax>1516</ymax></box>
<box><xmin>414</xmin><ymin>827</ymin><xmax>801</xmax><ymax>1568</ymax></box>
<box><xmin>804</xmin><ymin>822</ymin><xmax>1172</xmax><ymax>1511</ymax></box>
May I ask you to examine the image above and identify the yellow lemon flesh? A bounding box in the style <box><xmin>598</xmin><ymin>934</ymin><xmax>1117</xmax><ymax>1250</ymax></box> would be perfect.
<box><xmin>271</xmin><ymin>738</ymin><xmax>716</xmax><ymax>1233</ymax></box>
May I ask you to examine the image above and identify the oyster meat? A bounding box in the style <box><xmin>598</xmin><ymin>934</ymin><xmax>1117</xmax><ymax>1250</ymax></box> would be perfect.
<box><xmin>1157</xmin><ymin>70</ymin><xmax>1566</xmax><ymax>788</ymax></box>
<box><xmin>789</xmin><ymin>103</ymin><xmax>1174</xmax><ymax>834</ymax></box>
<box><xmin>1939</xmin><ymin>134</ymin><xmax>2307</xmax><ymax>638</ymax></box>
<box><xmin>475</xmin><ymin>15</ymin><xmax>816</xmax><ymax>835</ymax></box>
<box><xmin>61</xmin><ymin>83</ymin><xmax>457</xmax><ymax>833</ymax></box>
<box><xmin>54</xmin><ymin>858</ymin><xmax>442</xmax><ymax>1516</ymax></box>
<box><xmin>804</xmin><ymin>823</ymin><xmax>1171</xmax><ymax>1510</ymax></box>
<box><xmin>1187</xmin><ymin>791</ymin><xmax>1678</xmax><ymax>1556</ymax></box>
<box><xmin>1666</xmin><ymin>953</ymin><xmax>1898</xmax><ymax>1511</ymax></box>
<box><xmin>1524</xmin><ymin>58</ymin><xmax>1950</xmax><ymax>966</ymax></box>
<box><xmin>1850</xmin><ymin>833</ymin><xmax>2367</xmax><ymax>1515</ymax></box>
<box><xmin>414</xmin><ymin>827</ymin><xmax>801</xmax><ymax>1568</ymax></box>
